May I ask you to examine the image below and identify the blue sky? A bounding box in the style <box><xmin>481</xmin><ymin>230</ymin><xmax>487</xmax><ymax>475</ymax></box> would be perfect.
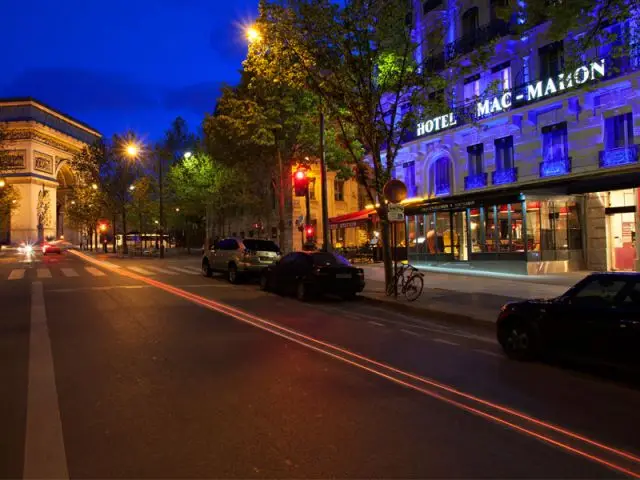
<box><xmin>1</xmin><ymin>0</ymin><xmax>257</xmax><ymax>140</ymax></box>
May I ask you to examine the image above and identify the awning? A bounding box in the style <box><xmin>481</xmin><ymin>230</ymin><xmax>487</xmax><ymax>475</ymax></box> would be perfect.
<box><xmin>329</xmin><ymin>208</ymin><xmax>375</xmax><ymax>229</ymax></box>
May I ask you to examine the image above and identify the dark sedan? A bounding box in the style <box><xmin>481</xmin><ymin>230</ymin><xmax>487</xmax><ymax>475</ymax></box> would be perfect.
<box><xmin>260</xmin><ymin>251</ymin><xmax>365</xmax><ymax>301</ymax></box>
<box><xmin>497</xmin><ymin>272</ymin><xmax>640</xmax><ymax>368</ymax></box>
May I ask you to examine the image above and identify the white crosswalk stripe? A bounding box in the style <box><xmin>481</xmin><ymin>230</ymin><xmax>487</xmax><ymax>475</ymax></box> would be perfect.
<box><xmin>8</xmin><ymin>269</ymin><xmax>26</xmax><ymax>280</ymax></box>
<box><xmin>145</xmin><ymin>266</ymin><xmax>179</xmax><ymax>275</ymax></box>
<box><xmin>37</xmin><ymin>268</ymin><xmax>52</xmax><ymax>279</ymax></box>
<box><xmin>128</xmin><ymin>266</ymin><xmax>155</xmax><ymax>275</ymax></box>
<box><xmin>60</xmin><ymin>268</ymin><xmax>79</xmax><ymax>277</ymax></box>
<box><xmin>168</xmin><ymin>266</ymin><xmax>200</xmax><ymax>275</ymax></box>
<box><xmin>85</xmin><ymin>267</ymin><xmax>106</xmax><ymax>277</ymax></box>
<box><xmin>183</xmin><ymin>266</ymin><xmax>202</xmax><ymax>273</ymax></box>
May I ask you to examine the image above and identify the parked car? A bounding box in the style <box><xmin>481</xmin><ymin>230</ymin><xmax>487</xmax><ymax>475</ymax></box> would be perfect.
<box><xmin>260</xmin><ymin>251</ymin><xmax>365</xmax><ymax>301</ymax></box>
<box><xmin>40</xmin><ymin>241</ymin><xmax>62</xmax><ymax>255</ymax></box>
<box><xmin>201</xmin><ymin>238</ymin><xmax>280</xmax><ymax>283</ymax></box>
<box><xmin>497</xmin><ymin>272</ymin><xmax>640</xmax><ymax>369</ymax></box>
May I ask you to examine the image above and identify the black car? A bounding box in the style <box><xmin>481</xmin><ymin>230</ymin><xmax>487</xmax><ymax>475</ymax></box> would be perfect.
<box><xmin>497</xmin><ymin>272</ymin><xmax>640</xmax><ymax>368</ymax></box>
<box><xmin>260</xmin><ymin>251</ymin><xmax>365</xmax><ymax>301</ymax></box>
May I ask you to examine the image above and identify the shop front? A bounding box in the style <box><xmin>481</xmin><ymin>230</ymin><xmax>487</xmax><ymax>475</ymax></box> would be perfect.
<box><xmin>405</xmin><ymin>191</ymin><xmax>585</xmax><ymax>275</ymax></box>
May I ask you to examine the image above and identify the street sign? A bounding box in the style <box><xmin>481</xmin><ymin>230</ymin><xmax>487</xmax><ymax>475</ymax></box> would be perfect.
<box><xmin>387</xmin><ymin>203</ymin><xmax>405</xmax><ymax>222</ymax></box>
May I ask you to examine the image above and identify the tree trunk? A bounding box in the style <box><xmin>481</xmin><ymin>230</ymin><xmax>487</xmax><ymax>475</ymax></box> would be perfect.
<box><xmin>276</xmin><ymin>143</ymin><xmax>287</xmax><ymax>253</ymax></box>
<box><xmin>112</xmin><ymin>214</ymin><xmax>117</xmax><ymax>253</ymax></box>
<box><xmin>94</xmin><ymin>228</ymin><xmax>98</xmax><ymax>253</ymax></box>
<box><xmin>204</xmin><ymin>202</ymin><xmax>212</xmax><ymax>252</ymax></box>
<box><xmin>379</xmin><ymin>214</ymin><xmax>394</xmax><ymax>287</ymax></box>
<box><xmin>122</xmin><ymin>206</ymin><xmax>128</xmax><ymax>255</ymax></box>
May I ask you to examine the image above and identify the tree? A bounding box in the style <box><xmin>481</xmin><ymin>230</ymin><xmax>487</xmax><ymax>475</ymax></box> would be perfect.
<box><xmin>248</xmin><ymin>0</ymin><xmax>637</xmax><ymax>285</ymax></box>
<box><xmin>130</xmin><ymin>176</ymin><xmax>157</xmax><ymax>247</ymax></box>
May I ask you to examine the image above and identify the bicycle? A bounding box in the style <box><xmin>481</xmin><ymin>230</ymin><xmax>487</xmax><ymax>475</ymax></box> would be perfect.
<box><xmin>385</xmin><ymin>262</ymin><xmax>424</xmax><ymax>301</ymax></box>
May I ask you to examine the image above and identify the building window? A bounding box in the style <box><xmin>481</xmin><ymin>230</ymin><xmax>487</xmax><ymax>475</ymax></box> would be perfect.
<box><xmin>495</xmin><ymin>136</ymin><xmax>514</xmax><ymax>170</ymax></box>
<box><xmin>404</xmin><ymin>162</ymin><xmax>417</xmax><ymax>197</ymax></box>
<box><xmin>463</xmin><ymin>74</ymin><xmax>481</xmax><ymax>103</ymax></box>
<box><xmin>431</xmin><ymin>157</ymin><xmax>452</xmax><ymax>196</ymax></box>
<box><xmin>423</xmin><ymin>0</ymin><xmax>443</xmax><ymax>15</ymax></box>
<box><xmin>490</xmin><ymin>61</ymin><xmax>511</xmax><ymax>94</ymax></box>
<box><xmin>462</xmin><ymin>7</ymin><xmax>479</xmax><ymax>39</ymax></box>
<box><xmin>308</xmin><ymin>177</ymin><xmax>317</xmax><ymax>200</ymax></box>
<box><xmin>542</xmin><ymin>123</ymin><xmax>568</xmax><ymax>163</ymax></box>
<box><xmin>539</xmin><ymin>41</ymin><xmax>564</xmax><ymax>79</ymax></box>
<box><xmin>605</xmin><ymin>113</ymin><xmax>634</xmax><ymax>150</ymax></box>
<box><xmin>467</xmin><ymin>143</ymin><xmax>484</xmax><ymax>175</ymax></box>
<box><xmin>334</xmin><ymin>178</ymin><xmax>345</xmax><ymax>201</ymax></box>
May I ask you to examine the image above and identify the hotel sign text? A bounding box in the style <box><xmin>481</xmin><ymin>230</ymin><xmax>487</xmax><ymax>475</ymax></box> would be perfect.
<box><xmin>415</xmin><ymin>59</ymin><xmax>606</xmax><ymax>138</ymax></box>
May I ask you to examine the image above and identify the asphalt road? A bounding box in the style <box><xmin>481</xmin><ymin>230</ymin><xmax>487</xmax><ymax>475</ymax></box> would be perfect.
<box><xmin>2</xmin><ymin>249</ymin><xmax>640</xmax><ymax>478</ymax></box>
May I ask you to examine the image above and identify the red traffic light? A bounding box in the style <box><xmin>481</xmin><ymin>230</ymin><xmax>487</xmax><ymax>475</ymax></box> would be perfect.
<box><xmin>305</xmin><ymin>225</ymin><xmax>315</xmax><ymax>238</ymax></box>
<box><xmin>294</xmin><ymin>168</ymin><xmax>309</xmax><ymax>197</ymax></box>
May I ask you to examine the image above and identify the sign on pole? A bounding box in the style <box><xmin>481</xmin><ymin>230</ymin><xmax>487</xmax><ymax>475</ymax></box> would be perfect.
<box><xmin>387</xmin><ymin>203</ymin><xmax>405</xmax><ymax>222</ymax></box>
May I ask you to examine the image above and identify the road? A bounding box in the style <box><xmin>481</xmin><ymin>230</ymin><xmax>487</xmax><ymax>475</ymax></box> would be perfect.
<box><xmin>2</xmin><ymin>249</ymin><xmax>640</xmax><ymax>478</ymax></box>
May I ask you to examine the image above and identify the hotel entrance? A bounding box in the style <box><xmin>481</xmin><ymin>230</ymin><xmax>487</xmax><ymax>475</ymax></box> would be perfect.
<box><xmin>605</xmin><ymin>189</ymin><xmax>637</xmax><ymax>271</ymax></box>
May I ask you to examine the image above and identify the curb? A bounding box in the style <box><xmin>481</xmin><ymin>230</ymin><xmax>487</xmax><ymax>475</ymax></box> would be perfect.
<box><xmin>360</xmin><ymin>293</ymin><xmax>496</xmax><ymax>331</ymax></box>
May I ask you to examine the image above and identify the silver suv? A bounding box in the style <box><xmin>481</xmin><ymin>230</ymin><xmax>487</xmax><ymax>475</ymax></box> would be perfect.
<box><xmin>201</xmin><ymin>238</ymin><xmax>280</xmax><ymax>283</ymax></box>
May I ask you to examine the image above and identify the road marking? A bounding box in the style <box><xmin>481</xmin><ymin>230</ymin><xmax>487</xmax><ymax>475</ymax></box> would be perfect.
<box><xmin>474</xmin><ymin>349</ymin><xmax>503</xmax><ymax>359</ymax></box>
<box><xmin>400</xmin><ymin>328</ymin><xmax>422</xmax><ymax>337</ymax></box>
<box><xmin>145</xmin><ymin>266</ymin><xmax>179</xmax><ymax>275</ymax></box>
<box><xmin>432</xmin><ymin>338</ymin><xmax>460</xmax><ymax>346</ymax></box>
<box><xmin>36</xmin><ymin>268</ymin><xmax>52</xmax><ymax>279</ymax></box>
<box><xmin>128</xmin><ymin>266</ymin><xmax>155</xmax><ymax>275</ymax></box>
<box><xmin>60</xmin><ymin>268</ymin><xmax>79</xmax><ymax>277</ymax></box>
<box><xmin>368</xmin><ymin>320</ymin><xmax>386</xmax><ymax>327</ymax></box>
<box><xmin>67</xmin><ymin>250</ymin><xmax>640</xmax><ymax>478</ymax></box>
<box><xmin>168</xmin><ymin>266</ymin><xmax>199</xmax><ymax>275</ymax></box>
<box><xmin>85</xmin><ymin>267</ymin><xmax>106</xmax><ymax>277</ymax></box>
<box><xmin>23</xmin><ymin>281</ymin><xmax>69</xmax><ymax>479</ymax></box>
<box><xmin>182</xmin><ymin>266</ymin><xmax>202</xmax><ymax>273</ymax></box>
<box><xmin>8</xmin><ymin>268</ymin><xmax>26</xmax><ymax>280</ymax></box>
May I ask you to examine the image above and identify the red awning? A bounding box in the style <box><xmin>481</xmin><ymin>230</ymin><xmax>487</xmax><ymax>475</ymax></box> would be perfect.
<box><xmin>329</xmin><ymin>208</ymin><xmax>375</xmax><ymax>229</ymax></box>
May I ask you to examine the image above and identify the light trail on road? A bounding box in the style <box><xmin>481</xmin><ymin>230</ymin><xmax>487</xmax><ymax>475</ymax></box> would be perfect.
<box><xmin>71</xmin><ymin>250</ymin><xmax>640</xmax><ymax>478</ymax></box>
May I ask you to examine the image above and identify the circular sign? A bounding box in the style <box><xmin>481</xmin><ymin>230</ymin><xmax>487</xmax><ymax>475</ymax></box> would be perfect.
<box><xmin>383</xmin><ymin>179</ymin><xmax>407</xmax><ymax>203</ymax></box>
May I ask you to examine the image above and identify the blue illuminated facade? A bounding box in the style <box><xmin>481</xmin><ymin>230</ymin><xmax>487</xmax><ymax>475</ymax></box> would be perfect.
<box><xmin>389</xmin><ymin>0</ymin><xmax>640</xmax><ymax>274</ymax></box>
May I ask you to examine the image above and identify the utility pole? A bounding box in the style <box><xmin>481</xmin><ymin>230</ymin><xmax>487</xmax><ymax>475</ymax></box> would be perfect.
<box><xmin>158</xmin><ymin>153</ymin><xmax>165</xmax><ymax>259</ymax></box>
<box><xmin>319</xmin><ymin>111</ymin><xmax>330</xmax><ymax>252</ymax></box>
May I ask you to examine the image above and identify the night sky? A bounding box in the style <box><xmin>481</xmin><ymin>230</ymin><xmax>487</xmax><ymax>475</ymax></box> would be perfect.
<box><xmin>1</xmin><ymin>0</ymin><xmax>257</xmax><ymax>140</ymax></box>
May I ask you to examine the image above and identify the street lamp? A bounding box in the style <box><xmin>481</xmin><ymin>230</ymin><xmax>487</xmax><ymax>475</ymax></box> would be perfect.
<box><xmin>175</xmin><ymin>207</ymin><xmax>180</xmax><ymax>212</ymax></box>
<box><xmin>129</xmin><ymin>184</ymin><xmax>136</xmax><ymax>191</ymax></box>
<box><xmin>0</xmin><ymin>179</ymin><xmax>5</xmax><ymax>188</ymax></box>
<box><xmin>126</xmin><ymin>144</ymin><xmax>139</xmax><ymax>158</ymax></box>
<box><xmin>183</xmin><ymin>151</ymin><xmax>192</xmax><ymax>159</ymax></box>
<box><xmin>246</xmin><ymin>25</ymin><xmax>261</xmax><ymax>43</ymax></box>
<box><xmin>91</xmin><ymin>183</ymin><xmax>98</xmax><ymax>190</ymax></box>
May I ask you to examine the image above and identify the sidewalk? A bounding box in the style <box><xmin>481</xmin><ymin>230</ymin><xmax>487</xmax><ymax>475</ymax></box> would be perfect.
<box><xmin>359</xmin><ymin>264</ymin><xmax>587</xmax><ymax>324</ymax></box>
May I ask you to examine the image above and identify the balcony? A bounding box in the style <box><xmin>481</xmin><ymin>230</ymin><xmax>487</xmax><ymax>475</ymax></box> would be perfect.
<box><xmin>599</xmin><ymin>145</ymin><xmax>639</xmax><ymax>168</ymax></box>
<box><xmin>492</xmin><ymin>167</ymin><xmax>518</xmax><ymax>185</ymax></box>
<box><xmin>464</xmin><ymin>172</ymin><xmax>488</xmax><ymax>190</ymax></box>
<box><xmin>540</xmin><ymin>157</ymin><xmax>571</xmax><ymax>178</ymax></box>
<box><xmin>446</xmin><ymin>19</ymin><xmax>514</xmax><ymax>58</ymax></box>
<box><xmin>435</xmin><ymin>183</ymin><xmax>451</xmax><ymax>196</ymax></box>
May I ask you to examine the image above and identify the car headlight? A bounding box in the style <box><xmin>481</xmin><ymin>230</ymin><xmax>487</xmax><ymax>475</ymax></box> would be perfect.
<box><xmin>25</xmin><ymin>245</ymin><xmax>33</xmax><ymax>254</ymax></box>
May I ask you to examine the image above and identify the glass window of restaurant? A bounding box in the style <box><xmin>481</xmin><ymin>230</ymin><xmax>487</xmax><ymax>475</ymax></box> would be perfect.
<box><xmin>525</xmin><ymin>199</ymin><xmax>583</xmax><ymax>261</ymax></box>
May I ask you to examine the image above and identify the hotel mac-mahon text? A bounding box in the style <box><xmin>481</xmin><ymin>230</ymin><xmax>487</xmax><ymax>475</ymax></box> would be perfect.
<box><xmin>385</xmin><ymin>0</ymin><xmax>640</xmax><ymax>275</ymax></box>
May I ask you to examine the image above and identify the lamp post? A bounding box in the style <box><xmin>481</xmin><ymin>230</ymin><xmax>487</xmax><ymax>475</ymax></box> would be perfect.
<box><xmin>123</xmin><ymin>142</ymin><xmax>141</xmax><ymax>256</ymax></box>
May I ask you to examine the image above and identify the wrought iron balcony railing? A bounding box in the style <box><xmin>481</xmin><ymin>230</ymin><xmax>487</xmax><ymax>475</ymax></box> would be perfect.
<box><xmin>464</xmin><ymin>172</ymin><xmax>488</xmax><ymax>190</ymax></box>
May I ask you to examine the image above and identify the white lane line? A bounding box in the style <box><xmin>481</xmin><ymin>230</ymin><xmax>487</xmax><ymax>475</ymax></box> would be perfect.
<box><xmin>37</xmin><ymin>269</ymin><xmax>52</xmax><ymax>279</ymax></box>
<box><xmin>145</xmin><ymin>266</ymin><xmax>179</xmax><ymax>275</ymax></box>
<box><xmin>23</xmin><ymin>281</ymin><xmax>69</xmax><ymax>479</ymax></box>
<box><xmin>60</xmin><ymin>268</ymin><xmax>79</xmax><ymax>277</ymax></box>
<box><xmin>85</xmin><ymin>267</ymin><xmax>106</xmax><ymax>277</ymax></box>
<box><xmin>400</xmin><ymin>328</ymin><xmax>422</xmax><ymax>337</ymax></box>
<box><xmin>168</xmin><ymin>266</ymin><xmax>199</xmax><ymax>275</ymax></box>
<box><xmin>128</xmin><ymin>266</ymin><xmax>155</xmax><ymax>276</ymax></box>
<box><xmin>8</xmin><ymin>268</ymin><xmax>26</xmax><ymax>280</ymax></box>
<box><xmin>474</xmin><ymin>349</ymin><xmax>503</xmax><ymax>358</ymax></box>
<box><xmin>368</xmin><ymin>321</ymin><xmax>386</xmax><ymax>327</ymax></box>
<box><xmin>432</xmin><ymin>338</ymin><xmax>460</xmax><ymax>346</ymax></box>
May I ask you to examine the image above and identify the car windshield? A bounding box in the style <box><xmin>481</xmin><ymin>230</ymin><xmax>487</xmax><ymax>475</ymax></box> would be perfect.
<box><xmin>243</xmin><ymin>240</ymin><xmax>280</xmax><ymax>252</ymax></box>
<box><xmin>311</xmin><ymin>252</ymin><xmax>351</xmax><ymax>266</ymax></box>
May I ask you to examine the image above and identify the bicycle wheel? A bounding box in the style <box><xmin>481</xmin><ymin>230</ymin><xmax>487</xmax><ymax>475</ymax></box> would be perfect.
<box><xmin>404</xmin><ymin>274</ymin><xmax>424</xmax><ymax>301</ymax></box>
<box><xmin>386</xmin><ymin>274</ymin><xmax>405</xmax><ymax>296</ymax></box>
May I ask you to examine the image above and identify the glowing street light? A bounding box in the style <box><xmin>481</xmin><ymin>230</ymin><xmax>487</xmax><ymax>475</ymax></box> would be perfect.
<box><xmin>154</xmin><ymin>220</ymin><xmax>159</xmax><ymax>225</ymax></box>
<box><xmin>129</xmin><ymin>184</ymin><xmax>136</xmax><ymax>191</ymax></box>
<box><xmin>0</xmin><ymin>179</ymin><xmax>5</xmax><ymax>188</ymax></box>
<box><xmin>125</xmin><ymin>144</ymin><xmax>139</xmax><ymax>157</ymax></box>
<box><xmin>71</xmin><ymin>200</ymin><xmax>76</xmax><ymax>205</ymax></box>
<box><xmin>183</xmin><ymin>151</ymin><xmax>192</xmax><ymax>159</ymax></box>
<box><xmin>175</xmin><ymin>207</ymin><xmax>180</xmax><ymax>212</ymax></box>
<box><xmin>246</xmin><ymin>25</ymin><xmax>261</xmax><ymax>43</ymax></box>
<box><xmin>91</xmin><ymin>183</ymin><xmax>98</xmax><ymax>190</ymax></box>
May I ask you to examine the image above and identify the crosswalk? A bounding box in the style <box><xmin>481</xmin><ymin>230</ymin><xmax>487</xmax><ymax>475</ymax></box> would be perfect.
<box><xmin>3</xmin><ymin>265</ymin><xmax>202</xmax><ymax>281</ymax></box>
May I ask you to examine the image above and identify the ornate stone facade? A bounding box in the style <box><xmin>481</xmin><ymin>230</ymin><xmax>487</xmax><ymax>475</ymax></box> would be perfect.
<box><xmin>0</xmin><ymin>98</ymin><xmax>101</xmax><ymax>244</ymax></box>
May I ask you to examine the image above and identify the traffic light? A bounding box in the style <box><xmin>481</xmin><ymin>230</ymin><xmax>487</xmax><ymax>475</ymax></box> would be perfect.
<box><xmin>293</xmin><ymin>168</ymin><xmax>308</xmax><ymax>197</ymax></box>
<box><xmin>304</xmin><ymin>225</ymin><xmax>315</xmax><ymax>241</ymax></box>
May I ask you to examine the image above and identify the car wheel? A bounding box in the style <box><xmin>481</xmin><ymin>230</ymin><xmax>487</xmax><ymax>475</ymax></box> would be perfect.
<box><xmin>228</xmin><ymin>264</ymin><xmax>240</xmax><ymax>284</ymax></box>
<box><xmin>296</xmin><ymin>281</ymin><xmax>308</xmax><ymax>301</ymax></box>
<box><xmin>499</xmin><ymin>319</ymin><xmax>540</xmax><ymax>361</ymax></box>
<box><xmin>201</xmin><ymin>259</ymin><xmax>212</xmax><ymax>277</ymax></box>
<box><xmin>260</xmin><ymin>272</ymin><xmax>270</xmax><ymax>291</ymax></box>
